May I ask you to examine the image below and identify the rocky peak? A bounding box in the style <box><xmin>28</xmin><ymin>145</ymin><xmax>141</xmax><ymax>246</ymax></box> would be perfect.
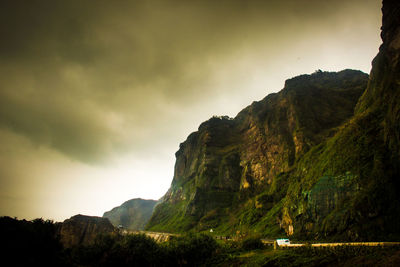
<box><xmin>280</xmin><ymin>0</ymin><xmax>400</xmax><ymax>240</ymax></box>
<box><xmin>103</xmin><ymin>198</ymin><xmax>157</xmax><ymax>230</ymax></box>
<box><xmin>58</xmin><ymin>214</ymin><xmax>115</xmax><ymax>248</ymax></box>
<box><xmin>147</xmin><ymin>69</ymin><xmax>368</xmax><ymax>232</ymax></box>
<box><xmin>146</xmin><ymin>0</ymin><xmax>400</xmax><ymax>240</ymax></box>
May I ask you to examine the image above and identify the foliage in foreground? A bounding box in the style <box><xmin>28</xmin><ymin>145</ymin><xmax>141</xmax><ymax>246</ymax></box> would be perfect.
<box><xmin>70</xmin><ymin>232</ymin><xmax>220</xmax><ymax>266</ymax></box>
<box><xmin>0</xmin><ymin>217</ymin><xmax>221</xmax><ymax>266</ymax></box>
<box><xmin>225</xmin><ymin>245</ymin><xmax>400</xmax><ymax>267</ymax></box>
<box><xmin>0</xmin><ymin>216</ymin><xmax>66</xmax><ymax>266</ymax></box>
<box><xmin>1</xmin><ymin>216</ymin><xmax>400</xmax><ymax>266</ymax></box>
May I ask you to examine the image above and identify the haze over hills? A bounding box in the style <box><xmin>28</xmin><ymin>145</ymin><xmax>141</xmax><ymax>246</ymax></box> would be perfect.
<box><xmin>103</xmin><ymin>198</ymin><xmax>157</xmax><ymax>230</ymax></box>
<box><xmin>145</xmin><ymin>0</ymin><xmax>400</xmax><ymax>241</ymax></box>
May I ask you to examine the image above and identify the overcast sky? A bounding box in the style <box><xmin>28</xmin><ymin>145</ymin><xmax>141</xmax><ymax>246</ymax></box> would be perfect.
<box><xmin>0</xmin><ymin>0</ymin><xmax>381</xmax><ymax>221</ymax></box>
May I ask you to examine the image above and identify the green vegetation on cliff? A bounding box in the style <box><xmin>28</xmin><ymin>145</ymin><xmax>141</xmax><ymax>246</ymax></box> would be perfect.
<box><xmin>5</xmin><ymin>216</ymin><xmax>399</xmax><ymax>266</ymax></box>
<box><xmin>146</xmin><ymin>69</ymin><xmax>370</xmax><ymax>236</ymax></box>
<box><xmin>279</xmin><ymin>0</ymin><xmax>400</xmax><ymax>241</ymax></box>
<box><xmin>147</xmin><ymin>0</ymin><xmax>400</xmax><ymax>241</ymax></box>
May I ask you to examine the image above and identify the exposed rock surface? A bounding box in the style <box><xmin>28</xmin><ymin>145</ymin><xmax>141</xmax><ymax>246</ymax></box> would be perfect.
<box><xmin>147</xmin><ymin>0</ymin><xmax>400</xmax><ymax>241</ymax></box>
<box><xmin>280</xmin><ymin>0</ymin><xmax>400</xmax><ymax>241</ymax></box>
<box><xmin>103</xmin><ymin>198</ymin><xmax>157</xmax><ymax>230</ymax></box>
<box><xmin>147</xmin><ymin>70</ymin><xmax>368</xmax><ymax>233</ymax></box>
<box><xmin>58</xmin><ymin>214</ymin><xmax>115</xmax><ymax>248</ymax></box>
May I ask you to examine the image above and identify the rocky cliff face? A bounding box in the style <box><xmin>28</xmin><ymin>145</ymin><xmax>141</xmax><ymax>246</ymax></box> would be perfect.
<box><xmin>103</xmin><ymin>198</ymin><xmax>157</xmax><ymax>230</ymax></box>
<box><xmin>147</xmin><ymin>70</ymin><xmax>368</xmax><ymax>233</ymax></box>
<box><xmin>147</xmin><ymin>0</ymin><xmax>400</xmax><ymax>241</ymax></box>
<box><xmin>58</xmin><ymin>214</ymin><xmax>115</xmax><ymax>248</ymax></box>
<box><xmin>279</xmin><ymin>0</ymin><xmax>400</xmax><ymax>241</ymax></box>
<box><xmin>358</xmin><ymin>0</ymin><xmax>400</xmax><ymax>160</ymax></box>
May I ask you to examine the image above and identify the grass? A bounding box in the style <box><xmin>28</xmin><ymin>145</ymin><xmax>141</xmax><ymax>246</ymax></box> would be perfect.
<box><xmin>147</xmin><ymin>69</ymin><xmax>400</xmax><ymax>241</ymax></box>
<box><xmin>222</xmin><ymin>245</ymin><xmax>400</xmax><ymax>267</ymax></box>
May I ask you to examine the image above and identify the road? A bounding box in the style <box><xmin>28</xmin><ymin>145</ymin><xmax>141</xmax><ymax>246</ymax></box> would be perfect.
<box><xmin>120</xmin><ymin>231</ymin><xmax>400</xmax><ymax>248</ymax></box>
<box><xmin>260</xmin><ymin>240</ymin><xmax>400</xmax><ymax>249</ymax></box>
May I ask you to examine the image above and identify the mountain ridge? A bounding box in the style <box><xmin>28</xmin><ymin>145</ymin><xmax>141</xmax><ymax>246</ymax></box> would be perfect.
<box><xmin>146</xmin><ymin>0</ymin><xmax>400</xmax><ymax>241</ymax></box>
<box><xmin>103</xmin><ymin>198</ymin><xmax>157</xmax><ymax>230</ymax></box>
<box><xmin>58</xmin><ymin>214</ymin><xmax>115</xmax><ymax>248</ymax></box>
<box><xmin>146</xmin><ymin>69</ymin><xmax>369</xmax><ymax>236</ymax></box>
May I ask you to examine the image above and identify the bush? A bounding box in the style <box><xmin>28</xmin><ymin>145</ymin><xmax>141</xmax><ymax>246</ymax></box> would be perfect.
<box><xmin>0</xmin><ymin>217</ymin><xmax>66</xmax><ymax>266</ymax></box>
<box><xmin>101</xmin><ymin>234</ymin><xmax>163</xmax><ymax>266</ymax></box>
<box><xmin>69</xmin><ymin>233</ymin><xmax>164</xmax><ymax>266</ymax></box>
<box><xmin>262</xmin><ymin>245</ymin><xmax>400</xmax><ymax>267</ymax></box>
<box><xmin>0</xmin><ymin>217</ymin><xmax>228</xmax><ymax>266</ymax></box>
<box><xmin>240</xmin><ymin>236</ymin><xmax>264</xmax><ymax>250</ymax></box>
<box><xmin>164</xmin><ymin>233</ymin><xmax>220</xmax><ymax>265</ymax></box>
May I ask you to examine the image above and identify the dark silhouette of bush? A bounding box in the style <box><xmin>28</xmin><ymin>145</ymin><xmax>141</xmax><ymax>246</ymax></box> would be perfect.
<box><xmin>68</xmin><ymin>233</ymin><xmax>120</xmax><ymax>266</ymax></box>
<box><xmin>69</xmin><ymin>233</ymin><xmax>164</xmax><ymax>266</ymax></box>
<box><xmin>164</xmin><ymin>233</ymin><xmax>219</xmax><ymax>265</ymax></box>
<box><xmin>107</xmin><ymin>234</ymin><xmax>163</xmax><ymax>266</ymax></box>
<box><xmin>240</xmin><ymin>236</ymin><xmax>264</xmax><ymax>250</ymax></box>
<box><xmin>0</xmin><ymin>217</ymin><xmax>225</xmax><ymax>266</ymax></box>
<box><xmin>0</xmin><ymin>216</ymin><xmax>66</xmax><ymax>266</ymax></box>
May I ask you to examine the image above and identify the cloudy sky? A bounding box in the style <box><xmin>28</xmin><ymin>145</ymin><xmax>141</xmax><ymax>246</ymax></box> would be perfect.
<box><xmin>0</xmin><ymin>0</ymin><xmax>381</xmax><ymax>221</ymax></box>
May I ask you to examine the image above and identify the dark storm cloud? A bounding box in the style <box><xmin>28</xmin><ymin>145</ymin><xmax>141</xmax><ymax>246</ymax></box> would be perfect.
<box><xmin>0</xmin><ymin>0</ymin><xmax>380</xmax><ymax>162</ymax></box>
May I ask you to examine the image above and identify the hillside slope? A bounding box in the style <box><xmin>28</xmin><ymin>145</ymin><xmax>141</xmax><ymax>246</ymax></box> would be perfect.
<box><xmin>103</xmin><ymin>198</ymin><xmax>157</xmax><ymax>230</ymax></box>
<box><xmin>146</xmin><ymin>70</ymin><xmax>368</xmax><ymax>234</ymax></box>
<box><xmin>147</xmin><ymin>0</ymin><xmax>400</xmax><ymax>241</ymax></box>
<box><xmin>58</xmin><ymin>214</ymin><xmax>115</xmax><ymax>248</ymax></box>
<box><xmin>279</xmin><ymin>0</ymin><xmax>400</xmax><ymax>241</ymax></box>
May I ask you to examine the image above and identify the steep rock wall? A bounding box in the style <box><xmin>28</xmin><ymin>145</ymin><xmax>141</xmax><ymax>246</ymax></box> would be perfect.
<box><xmin>58</xmin><ymin>214</ymin><xmax>115</xmax><ymax>248</ymax></box>
<box><xmin>281</xmin><ymin>0</ymin><xmax>400</xmax><ymax>241</ymax></box>
<box><xmin>147</xmin><ymin>70</ymin><xmax>368</xmax><ymax>232</ymax></box>
<box><xmin>146</xmin><ymin>2</ymin><xmax>400</xmax><ymax>239</ymax></box>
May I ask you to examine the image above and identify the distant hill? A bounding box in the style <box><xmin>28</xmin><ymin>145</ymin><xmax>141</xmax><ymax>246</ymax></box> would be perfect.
<box><xmin>146</xmin><ymin>0</ymin><xmax>400</xmax><ymax>241</ymax></box>
<box><xmin>103</xmin><ymin>198</ymin><xmax>157</xmax><ymax>230</ymax></box>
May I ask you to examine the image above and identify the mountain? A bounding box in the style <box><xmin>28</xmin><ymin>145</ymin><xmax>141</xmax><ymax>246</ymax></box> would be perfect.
<box><xmin>146</xmin><ymin>69</ymin><xmax>368</xmax><ymax>234</ymax></box>
<box><xmin>58</xmin><ymin>214</ymin><xmax>115</xmax><ymax>248</ymax></box>
<box><xmin>103</xmin><ymin>198</ymin><xmax>157</xmax><ymax>230</ymax></box>
<box><xmin>146</xmin><ymin>0</ymin><xmax>400</xmax><ymax>241</ymax></box>
<box><xmin>278</xmin><ymin>0</ymin><xmax>400</xmax><ymax>241</ymax></box>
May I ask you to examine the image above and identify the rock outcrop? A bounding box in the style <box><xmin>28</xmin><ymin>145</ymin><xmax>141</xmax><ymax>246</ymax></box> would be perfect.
<box><xmin>280</xmin><ymin>0</ymin><xmax>400</xmax><ymax>241</ymax></box>
<box><xmin>58</xmin><ymin>214</ymin><xmax>115</xmax><ymax>248</ymax></box>
<box><xmin>103</xmin><ymin>198</ymin><xmax>157</xmax><ymax>230</ymax></box>
<box><xmin>147</xmin><ymin>70</ymin><xmax>368</xmax><ymax>233</ymax></box>
<box><xmin>147</xmin><ymin>0</ymin><xmax>400</xmax><ymax>241</ymax></box>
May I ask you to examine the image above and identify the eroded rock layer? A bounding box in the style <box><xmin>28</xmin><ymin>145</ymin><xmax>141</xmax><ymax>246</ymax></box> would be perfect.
<box><xmin>147</xmin><ymin>70</ymin><xmax>368</xmax><ymax>234</ymax></box>
<box><xmin>58</xmin><ymin>214</ymin><xmax>115</xmax><ymax>247</ymax></box>
<box><xmin>147</xmin><ymin>0</ymin><xmax>400</xmax><ymax>241</ymax></box>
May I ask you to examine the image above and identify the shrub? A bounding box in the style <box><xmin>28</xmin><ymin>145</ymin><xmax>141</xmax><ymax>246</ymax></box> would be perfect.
<box><xmin>164</xmin><ymin>233</ymin><xmax>220</xmax><ymax>265</ymax></box>
<box><xmin>104</xmin><ymin>234</ymin><xmax>163</xmax><ymax>266</ymax></box>
<box><xmin>0</xmin><ymin>217</ymin><xmax>65</xmax><ymax>266</ymax></box>
<box><xmin>240</xmin><ymin>236</ymin><xmax>264</xmax><ymax>250</ymax></box>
